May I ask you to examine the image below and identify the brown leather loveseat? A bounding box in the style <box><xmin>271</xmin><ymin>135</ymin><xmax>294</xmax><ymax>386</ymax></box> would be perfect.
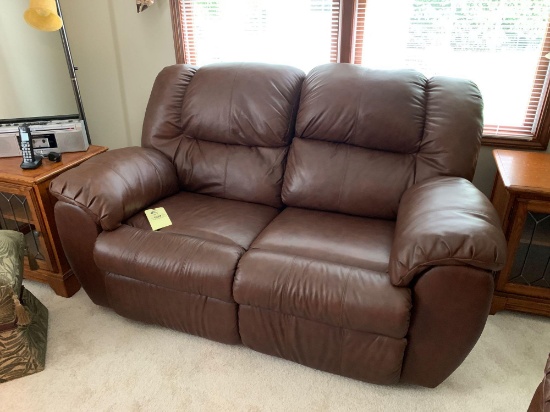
<box><xmin>50</xmin><ymin>62</ymin><xmax>507</xmax><ymax>387</ymax></box>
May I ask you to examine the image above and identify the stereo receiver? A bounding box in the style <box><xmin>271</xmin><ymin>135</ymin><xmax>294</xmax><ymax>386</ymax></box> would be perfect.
<box><xmin>0</xmin><ymin>117</ymin><xmax>88</xmax><ymax>158</ymax></box>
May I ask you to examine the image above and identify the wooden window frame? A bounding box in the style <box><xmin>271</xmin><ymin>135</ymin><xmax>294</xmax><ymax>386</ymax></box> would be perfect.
<box><xmin>170</xmin><ymin>0</ymin><xmax>550</xmax><ymax>150</ymax></box>
<box><xmin>169</xmin><ymin>0</ymin><xmax>185</xmax><ymax>65</ymax></box>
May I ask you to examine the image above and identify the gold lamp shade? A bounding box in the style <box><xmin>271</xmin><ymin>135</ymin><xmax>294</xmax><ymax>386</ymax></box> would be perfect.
<box><xmin>24</xmin><ymin>0</ymin><xmax>63</xmax><ymax>32</ymax></box>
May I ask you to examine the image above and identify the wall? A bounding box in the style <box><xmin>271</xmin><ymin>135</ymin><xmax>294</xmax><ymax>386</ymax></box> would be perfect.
<box><xmin>59</xmin><ymin>0</ymin><xmax>175</xmax><ymax>149</ymax></box>
<box><xmin>22</xmin><ymin>1</ymin><xmax>548</xmax><ymax>195</ymax></box>
<box><xmin>473</xmin><ymin>146</ymin><xmax>500</xmax><ymax>196</ymax></box>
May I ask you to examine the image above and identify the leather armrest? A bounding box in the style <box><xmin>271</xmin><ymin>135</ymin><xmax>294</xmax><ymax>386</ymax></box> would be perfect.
<box><xmin>49</xmin><ymin>147</ymin><xmax>179</xmax><ymax>231</ymax></box>
<box><xmin>389</xmin><ymin>177</ymin><xmax>507</xmax><ymax>287</ymax></box>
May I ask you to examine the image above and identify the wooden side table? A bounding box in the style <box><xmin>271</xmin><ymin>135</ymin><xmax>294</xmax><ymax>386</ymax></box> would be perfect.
<box><xmin>0</xmin><ymin>145</ymin><xmax>107</xmax><ymax>297</ymax></box>
<box><xmin>490</xmin><ymin>149</ymin><xmax>550</xmax><ymax>316</ymax></box>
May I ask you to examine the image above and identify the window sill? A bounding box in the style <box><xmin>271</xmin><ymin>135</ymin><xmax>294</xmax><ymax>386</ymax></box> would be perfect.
<box><xmin>482</xmin><ymin>136</ymin><xmax>549</xmax><ymax>151</ymax></box>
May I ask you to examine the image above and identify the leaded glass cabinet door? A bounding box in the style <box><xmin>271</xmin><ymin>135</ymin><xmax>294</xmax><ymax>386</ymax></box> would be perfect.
<box><xmin>0</xmin><ymin>182</ymin><xmax>54</xmax><ymax>273</ymax></box>
<box><xmin>498</xmin><ymin>200</ymin><xmax>550</xmax><ymax>301</ymax></box>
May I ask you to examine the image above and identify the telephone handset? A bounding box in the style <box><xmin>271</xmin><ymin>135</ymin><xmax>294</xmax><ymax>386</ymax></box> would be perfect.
<box><xmin>18</xmin><ymin>125</ymin><xmax>42</xmax><ymax>170</ymax></box>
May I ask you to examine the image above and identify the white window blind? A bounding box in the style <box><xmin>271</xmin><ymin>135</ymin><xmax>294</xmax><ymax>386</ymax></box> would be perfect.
<box><xmin>177</xmin><ymin>0</ymin><xmax>339</xmax><ymax>72</ymax></box>
<box><xmin>354</xmin><ymin>0</ymin><xmax>550</xmax><ymax>139</ymax></box>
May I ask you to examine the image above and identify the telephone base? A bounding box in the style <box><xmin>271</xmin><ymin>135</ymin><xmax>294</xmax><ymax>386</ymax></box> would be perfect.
<box><xmin>20</xmin><ymin>158</ymin><xmax>42</xmax><ymax>170</ymax></box>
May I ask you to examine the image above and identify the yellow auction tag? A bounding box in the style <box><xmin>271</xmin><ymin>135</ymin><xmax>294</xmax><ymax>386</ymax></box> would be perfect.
<box><xmin>144</xmin><ymin>207</ymin><xmax>172</xmax><ymax>231</ymax></box>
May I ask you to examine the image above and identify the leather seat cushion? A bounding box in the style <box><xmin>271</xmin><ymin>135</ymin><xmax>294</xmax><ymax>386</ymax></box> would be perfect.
<box><xmin>250</xmin><ymin>207</ymin><xmax>395</xmax><ymax>272</ymax></box>
<box><xmin>126</xmin><ymin>191</ymin><xmax>279</xmax><ymax>249</ymax></box>
<box><xmin>94</xmin><ymin>192</ymin><xmax>279</xmax><ymax>303</ymax></box>
<box><xmin>234</xmin><ymin>208</ymin><xmax>411</xmax><ymax>339</ymax></box>
<box><xmin>95</xmin><ymin>225</ymin><xmax>241</xmax><ymax>303</ymax></box>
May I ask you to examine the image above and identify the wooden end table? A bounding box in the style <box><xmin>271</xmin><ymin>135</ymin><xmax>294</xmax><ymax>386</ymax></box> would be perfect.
<box><xmin>0</xmin><ymin>145</ymin><xmax>107</xmax><ymax>297</ymax></box>
<box><xmin>490</xmin><ymin>149</ymin><xmax>550</xmax><ymax>316</ymax></box>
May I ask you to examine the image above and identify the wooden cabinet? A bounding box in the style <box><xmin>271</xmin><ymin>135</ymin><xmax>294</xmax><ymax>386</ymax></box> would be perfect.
<box><xmin>0</xmin><ymin>146</ymin><xmax>107</xmax><ymax>297</ymax></box>
<box><xmin>490</xmin><ymin>149</ymin><xmax>550</xmax><ymax>316</ymax></box>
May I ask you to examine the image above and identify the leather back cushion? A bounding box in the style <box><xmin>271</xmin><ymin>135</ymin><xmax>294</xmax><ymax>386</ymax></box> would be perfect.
<box><xmin>283</xmin><ymin>64</ymin><xmax>483</xmax><ymax>219</ymax></box>
<box><xmin>142</xmin><ymin>63</ymin><xmax>305</xmax><ymax>208</ymax></box>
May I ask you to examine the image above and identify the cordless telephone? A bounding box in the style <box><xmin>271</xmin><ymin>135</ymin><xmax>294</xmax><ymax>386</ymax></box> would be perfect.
<box><xmin>18</xmin><ymin>125</ymin><xmax>42</xmax><ymax>170</ymax></box>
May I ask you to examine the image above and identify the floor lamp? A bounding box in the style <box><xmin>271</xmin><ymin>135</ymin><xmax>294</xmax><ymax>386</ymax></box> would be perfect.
<box><xmin>55</xmin><ymin>0</ymin><xmax>91</xmax><ymax>144</ymax></box>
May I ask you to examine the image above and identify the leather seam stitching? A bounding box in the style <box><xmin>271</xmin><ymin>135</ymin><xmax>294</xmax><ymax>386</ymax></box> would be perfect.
<box><xmin>351</xmin><ymin>70</ymin><xmax>365</xmax><ymax>143</ymax></box>
<box><xmin>105</xmin><ymin>271</ymin><xmax>236</xmax><ymax>304</ymax></box>
<box><xmin>107</xmin><ymin>224</ymin><xmax>246</xmax><ymax>252</ymax></box>
<box><xmin>291</xmin><ymin>135</ymin><xmax>420</xmax><ymax>155</ymax></box>
<box><xmin>284</xmin><ymin>74</ymin><xmax>302</xmax><ymax>141</ymax></box>
<box><xmin>227</xmin><ymin>66</ymin><xmax>239</xmax><ymax>144</ymax></box>
<box><xmin>338</xmin><ymin>270</ymin><xmax>352</xmax><ymax>374</ymax></box>
<box><xmin>249</xmin><ymin>247</ymin><xmax>390</xmax><ymax>274</ymax></box>
<box><xmin>171</xmin><ymin>133</ymin><xmax>187</xmax><ymax>170</ymax></box>
<box><xmin>336</xmin><ymin>144</ymin><xmax>350</xmax><ymax>211</ymax></box>
<box><xmin>223</xmin><ymin>66</ymin><xmax>240</xmax><ymax>198</ymax></box>
<box><xmin>223</xmin><ymin>145</ymin><xmax>229</xmax><ymax>199</ymax></box>
<box><xmin>397</xmin><ymin>257</ymin><xmax>503</xmax><ymax>286</ymax></box>
<box><xmin>414</xmin><ymin>78</ymin><xmax>431</xmax><ymax>184</ymax></box>
<box><xmin>139</xmin><ymin>151</ymin><xmax>175</xmax><ymax>199</ymax></box>
<box><xmin>239</xmin><ymin>303</ymin><xmax>407</xmax><ymax>341</ymax></box>
<box><xmin>54</xmin><ymin>197</ymin><xmax>101</xmax><ymax>226</ymax></box>
<box><xmin>175</xmin><ymin>134</ymin><xmax>288</xmax><ymax>149</ymax></box>
<box><xmin>405</xmin><ymin>205</ymin><xmax>496</xmax><ymax>221</ymax></box>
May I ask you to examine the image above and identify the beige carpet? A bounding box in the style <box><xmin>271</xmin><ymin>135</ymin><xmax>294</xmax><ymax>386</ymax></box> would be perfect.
<box><xmin>1</xmin><ymin>282</ymin><xmax>549</xmax><ymax>411</ymax></box>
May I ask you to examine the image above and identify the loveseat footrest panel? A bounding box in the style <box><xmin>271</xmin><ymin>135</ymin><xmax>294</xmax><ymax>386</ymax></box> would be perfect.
<box><xmin>239</xmin><ymin>304</ymin><xmax>406</xmax><ymax>385</ymax></box>
<box><xmin>235</xmin><ymin>250</ymin><xmax>411</xmax><ymax>339</ymax></box>
<box><xmin>106</xmin><ymin>273</ymin><xmax>240</xmax><ymax>344</ymax></box>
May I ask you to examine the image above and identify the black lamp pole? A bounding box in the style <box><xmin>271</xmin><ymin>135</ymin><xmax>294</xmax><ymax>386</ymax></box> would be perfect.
<box><xmin>55</xmin><ymin>0</ymin><xmax>91</xmax><ymax>144</ymax></box>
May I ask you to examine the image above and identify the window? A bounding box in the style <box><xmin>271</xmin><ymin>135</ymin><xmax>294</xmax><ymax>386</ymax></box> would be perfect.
<box><xmin>171</xmin><ymin>0</ymin><xmax>339</xmax><ymax>72</ymax></box>
<box><xmin>170</xmin><ymin>0</ymin><xmax>550</xmax><ymax>149</ymax></box>
<box><xmin>353</xmin><ymin>0</ymin><xmax>550</xmax><ymax>149</ymax></box>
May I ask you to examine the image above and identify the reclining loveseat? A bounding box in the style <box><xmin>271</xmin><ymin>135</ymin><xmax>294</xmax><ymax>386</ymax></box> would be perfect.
<box><xmin>49</xmin><ymin>62</ymin><xmax>506</xmax><ymax>387</ymax></box>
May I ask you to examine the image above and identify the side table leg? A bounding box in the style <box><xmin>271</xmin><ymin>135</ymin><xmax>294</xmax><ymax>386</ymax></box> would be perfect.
<box><xmin>24</xmin><ymin>268</ymin><xmax>81</xmax><ymax>297</ymax></box>
<box><xmin>48</xmin><ymin>270</ymin><xmax>81</xmax><ymax>298</ymax></box>
<box><xmin>490</xmin><ymin>295</ymin><xmax>507</xmax><ymax>315</ymax></box>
